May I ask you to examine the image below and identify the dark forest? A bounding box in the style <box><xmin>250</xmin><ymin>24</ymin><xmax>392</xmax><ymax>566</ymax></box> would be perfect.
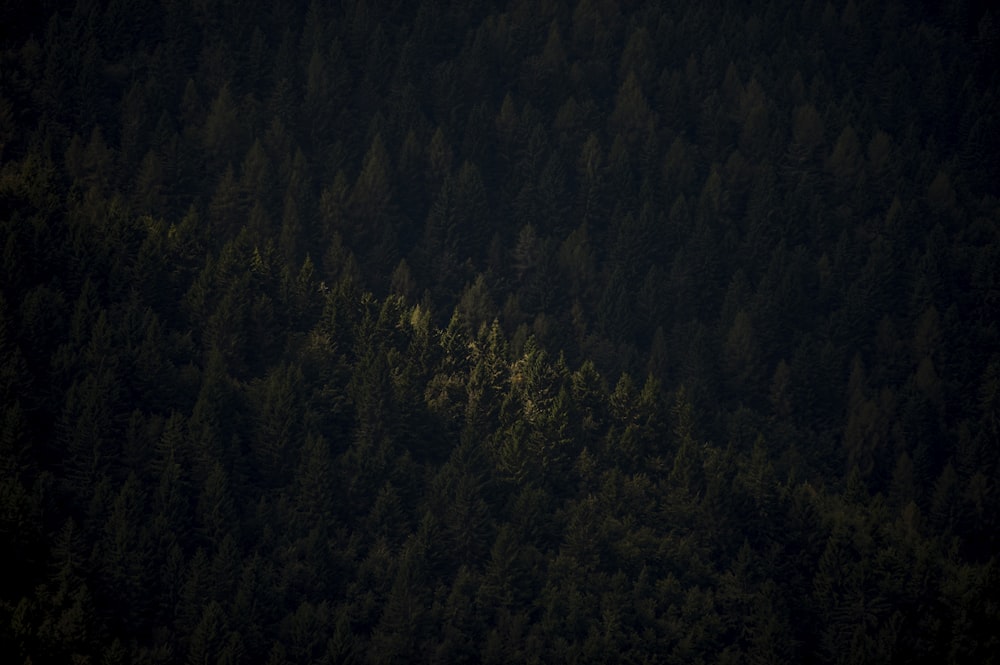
<box><xmin>1</xmin><ymin>0</ymin><xmax>999</xmax><ymax>662</ymax></box>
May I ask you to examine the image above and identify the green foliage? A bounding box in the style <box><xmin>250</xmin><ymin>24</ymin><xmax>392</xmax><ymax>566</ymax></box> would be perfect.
<box><xmin>1</xmin><ymin>0</ymin><xmax>996</xmax><ymax>662</ymax></box>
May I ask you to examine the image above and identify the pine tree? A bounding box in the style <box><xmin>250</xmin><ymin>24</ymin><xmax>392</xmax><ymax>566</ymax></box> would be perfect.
<box><xmin>196</xmin><ymin>462</ymin><xmax>237</xmax><ymax>547</ymax></box>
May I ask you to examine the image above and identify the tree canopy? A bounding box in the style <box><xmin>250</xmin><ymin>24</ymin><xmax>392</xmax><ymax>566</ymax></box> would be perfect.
<box><xmin>1</xmin><ymin>0</ymin><xmax>998</xmax><ymax>662</ymax></box>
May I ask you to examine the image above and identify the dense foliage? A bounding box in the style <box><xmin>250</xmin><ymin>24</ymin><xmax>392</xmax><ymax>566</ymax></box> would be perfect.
<box><xmin>2</xmin><ymin>0</ymin><xmax>999</xmax><ymax>662</ymax></box>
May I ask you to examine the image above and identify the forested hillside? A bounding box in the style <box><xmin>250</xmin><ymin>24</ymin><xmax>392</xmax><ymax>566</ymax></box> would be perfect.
<box><xmin>1</xmin><ymin>0</ymin><xmax>999</xmax><ymax>662</ymax></box>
